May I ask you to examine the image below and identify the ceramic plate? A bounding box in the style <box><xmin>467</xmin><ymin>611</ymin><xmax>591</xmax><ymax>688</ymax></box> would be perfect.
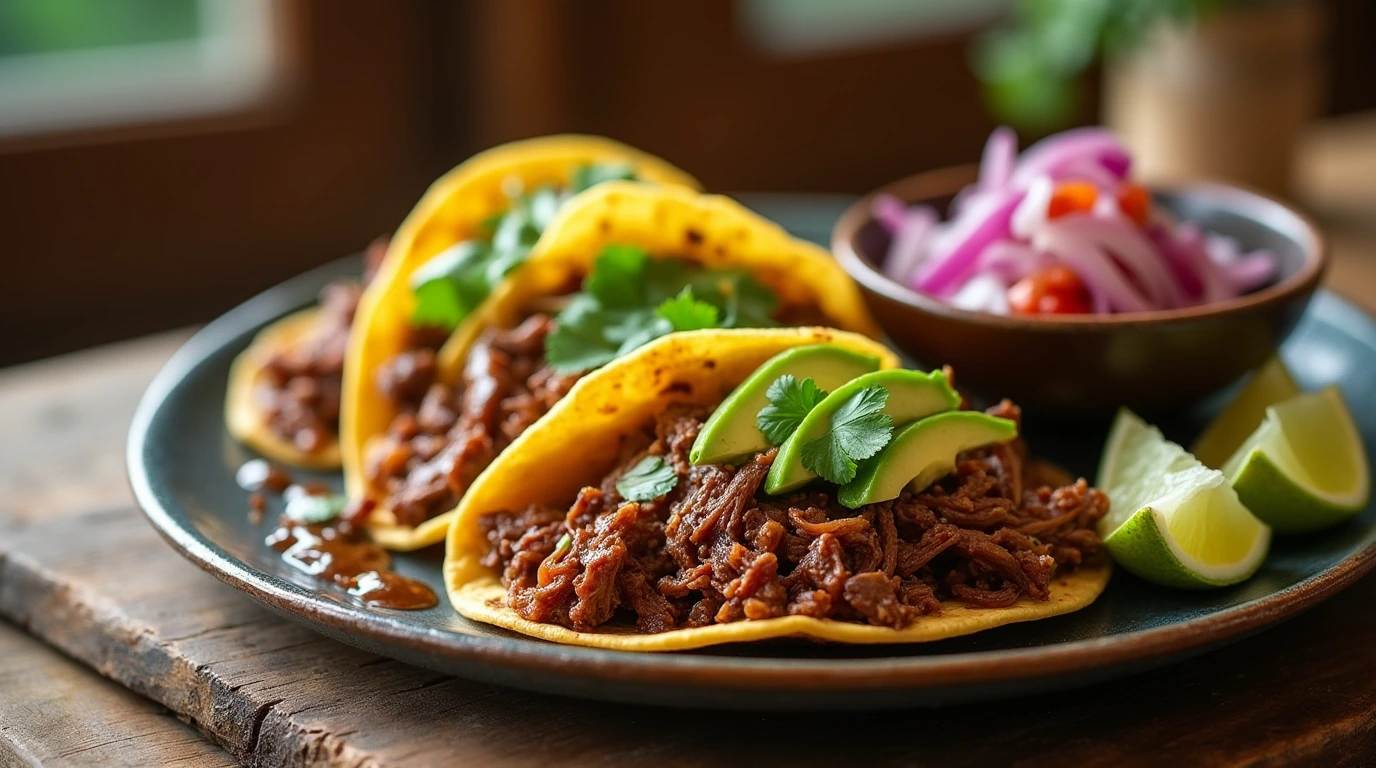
<box><xmin>128</xmin><ymin>196</ymin><xmax>1376</xmax><ymax>709</ymax></box>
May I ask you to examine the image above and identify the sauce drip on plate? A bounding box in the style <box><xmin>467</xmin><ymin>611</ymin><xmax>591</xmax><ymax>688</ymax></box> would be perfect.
<box><xmin>240</xmin><ymin>459</ymin><xmax>439</xmax><ymax>611</ymax></box>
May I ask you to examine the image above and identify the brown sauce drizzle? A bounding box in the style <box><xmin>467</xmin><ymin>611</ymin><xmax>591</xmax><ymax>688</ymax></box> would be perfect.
<box><xmin>239</xmin><ymin>459</ymin><xmax>439</xmax><ymax>611</ymax></box>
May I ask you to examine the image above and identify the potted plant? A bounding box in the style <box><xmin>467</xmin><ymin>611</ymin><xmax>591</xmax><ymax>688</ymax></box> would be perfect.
<box><xmin>975</xmin><ymin>0</ymin><xmax>1323</xmax><ymax>197</ymax></box>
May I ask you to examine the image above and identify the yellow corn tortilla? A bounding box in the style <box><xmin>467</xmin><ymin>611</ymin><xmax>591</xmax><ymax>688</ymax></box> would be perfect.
<box><xmin>338</xmin><ymin>136</ymin><xmax>699</xmax><ymax>544</ymax></box>
<box><xmin>230</xmin><ymin>136</ymin><xmax>696</xmax><ymax>470</ymax></box>
<box><xmin>351</xmin><ymin>181</ymin><xmax>884</xmax><ymax>550</ymax></box>
<box><xmin>225</xmin><ymin>307</ymin><xmax>343</xmax><ymax>470</ymax></box>
<box><xmin>443</xmin><ymin>328</ymin><xmax>1110</xmax><ymax>651</ymax></box>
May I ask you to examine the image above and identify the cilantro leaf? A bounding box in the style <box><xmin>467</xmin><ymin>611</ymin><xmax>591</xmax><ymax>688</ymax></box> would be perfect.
<box><xmin>615</xmin><ymin>455</ymin><xmax>679</xmax><ymax>502</ymax></box>
<box><xmin>410</xmin><ymin>241</ymin><xmax>498</xmax><ymax>330</ymax></box>
<box><xmin>829</xmin><ymin>386</ymin><xmax>894</xmax><ymax>461</ymax></box>
<box><xmin>571</xmin><ymin>161</ymin><xmax>637</xmax><ymax>193</ymax></box>
<box><xmin>544</xmin><ymin>245</ymin><xmax>781</xmax><ymax>374</ymax></box>
<box><xmin>586</xmin><ymin>245</ymin><xmax>649</xmax><ymax>308</ymax></box>
<box><xmin>799</xmin><ymin>386</ymin><xmax>894</xmax><ymax>484</ymax></box>
<box><xmin>545</xmin><ymin>296</ymin><xmax>624</xmax><ymax>373</ymax></box>
<box><xmin>524</xmin><ymin>185</ymin><xmax>565</xmax><ymax>231</ymax></box>
<box><xmin>801</xmin><ymin>433</ymin><xmax>859</xmax><ymax>485</ymax></box>
<box><xmin>756</xmin><ymin>375</ymin><xmax>827</xmax><ymax>445</ymax></box>
<box><xmin>656</xmin><ymin>288</ymin><xmax>720</xmax><ymax>331</ymax></box>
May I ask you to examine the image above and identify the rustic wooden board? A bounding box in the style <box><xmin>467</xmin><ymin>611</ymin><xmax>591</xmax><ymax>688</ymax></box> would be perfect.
<box><xmin>4</xmin><ymin>501</ymin><xmax>1376</xmax><ymax>767</ymax></box>
<box><xmin>0</xmin><ymin>620</ymin><xmax>235</xmax><ymax>768</ymax></box>
<box><xmin>3</xmin><ymin>329</ymin><xmax>1376</xmax><ymax>766</ymax></box>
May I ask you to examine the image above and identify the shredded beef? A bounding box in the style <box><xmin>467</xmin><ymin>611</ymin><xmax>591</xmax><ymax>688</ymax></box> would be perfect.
<box><xmin>257</xmin><ymin>238</ymin><xmax>389</xmax><ymax>453</ymax></box>
<box><xmin>367</xmin><ymin>314</ymin><xmax>582</xmax><ymax>527</ymax></box>
<box><xmin>482</xmin><ymin>404</ymin><xmax>1110</xmax><ymax>633</ymax></box>
<box><xmin>259</xmin><ymin>281</ymin><xmax>360</xmax><ymax>453</ymax></box>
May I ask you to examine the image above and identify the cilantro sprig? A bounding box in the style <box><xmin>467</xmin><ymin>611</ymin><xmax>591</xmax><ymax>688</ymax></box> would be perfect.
<box><xmin>410</xmin><ymin>161</ymin><xmax>638</xmax><ymax>331</ymax></box>
<box><xmin>545</xmin><ymin>245</ymin><xmax>779</xmax><ymax>374</ymax></box>
<box><xmin>799</xmin><ymin>386</ymin><xmax>894</xmax><ymax>485</ymax></box>
<box><xmin>615</xmin><ymin>456</ymin><xmax>679</xmax><ymax>502</ymax></box>
<box><xmin>757</xmin><ymin>375</ymin><xmax>828</xmax><ymax>446</ymax></box>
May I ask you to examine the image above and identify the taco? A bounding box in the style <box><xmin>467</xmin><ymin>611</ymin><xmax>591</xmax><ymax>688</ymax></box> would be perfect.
<box><xmin>443</xmin><ymin>329</ymin><xmax>1111</xmax><ymax>650</ymax></box>
<box><xmin>344</xmin><ymin>183</ymin><xmax>884</xmax><ymax>550</ymax></box>
<box><xmin>226</xmin><ymin>135</ymin><xmax>698</xmax><ymax>469</ymax></box>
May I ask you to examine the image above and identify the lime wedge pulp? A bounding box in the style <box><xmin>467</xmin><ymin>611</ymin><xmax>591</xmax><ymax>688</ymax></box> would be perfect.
<box><xmin>1222</xmin><ymin>386</ymin><xmax>1371</xmax><ymax>534</ymax></box>
<box><xmin>1098</xmin><ymin>409</ymin><xmax>1270</xmax><ymax>588</ymax></box>
<box><xmin>1191</xmin><ymin>355</ymin><xmax>1300</xmax><ymax>469</ymax></box>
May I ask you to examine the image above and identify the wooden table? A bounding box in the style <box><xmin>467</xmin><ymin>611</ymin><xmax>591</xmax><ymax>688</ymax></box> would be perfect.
<box><xmin>2</xmin><ymin>118</ymin><xmax>1375</xmax><ymax>767</ymax></box>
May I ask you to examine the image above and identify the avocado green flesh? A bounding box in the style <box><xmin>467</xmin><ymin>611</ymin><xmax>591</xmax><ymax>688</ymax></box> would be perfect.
<box><xmin>837</xmin><ymin>411</ymin><xmax>1018</xmax><ymax>509</ymax></box>
<box><xmin>764</xmin><ymin>369</ymin><xmax>961</xmax><ymax>495</ymax></box>
<box><xmin>689</xmin><ymin>345</ymin><xmax>882</xmax><ymax>466</ymax></box>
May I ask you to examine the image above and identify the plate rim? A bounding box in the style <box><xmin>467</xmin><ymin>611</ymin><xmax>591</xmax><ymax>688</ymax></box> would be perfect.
<box><xmin>127</xmin><ymin>259</ymin><xmax>1376</xmax><ymax>695</ymax></box>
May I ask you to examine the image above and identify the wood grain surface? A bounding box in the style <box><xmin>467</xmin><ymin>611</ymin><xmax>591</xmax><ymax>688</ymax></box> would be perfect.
<box><xmin>0</xmin><ymin>118</ymin><xmax>1373</xmax><ymax>765</ymax></box>
<box><xmin>0</xmin><ymin>620</ymin><xmax>234</xmax><ymax>768</ymax></box>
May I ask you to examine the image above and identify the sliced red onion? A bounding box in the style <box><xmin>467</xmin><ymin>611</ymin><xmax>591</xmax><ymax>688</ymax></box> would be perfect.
<box><xmin>1167</xmin><ymin>223</ymin><xmax>1235</xmax><ymax>304</ymax></box>
<box><xmin>872</xmin><ymin>194</ymin><xmax>908</xmax><ymax>234</ymax></box>
<box><xmin>1012</xmin><ymin>128</ymin><xmax>1131</xmax><ymax>187</ymax></box>
<box><xmin>979</xmin><ymin>126</ymin><xmax>1018</xmax><ymax>190</ymax></box>
<box><xmin>884</xmin><ymin>204</ymin><xmax>939</xmax><ymax>284</ymax></box>
<box><xmin>1034</xmin><ymin>222</ymin><xmax>1153</xmax><ymax>313</ymax></box>
<box><xmin>949</xmin><ymin>273</ymin><xmax>1011</xmax><ymax>314</ymax></box>
<box><xmin>914</xmin><ymin>189</ymin><xmax>1023</xmax><ymax>297</ymax></box>
<box><xmin>975</xmin><ymin>240</ymin><xmax>1050</xmax><ymax>283</ymax></box>
<box><xmin>1046</xmin><ymin>214</ymin><xmax>1184</xmax><ymax>309</ymax></box>
<box><xmin>1146</xmin><ymin>223</ymin><xmax>1206</xmax><ymax>301</ymax></box>
<box><xmin>1010</xmin><ymin>175</ymin><xmax>1053</xmax><ymax>240</ymax></box>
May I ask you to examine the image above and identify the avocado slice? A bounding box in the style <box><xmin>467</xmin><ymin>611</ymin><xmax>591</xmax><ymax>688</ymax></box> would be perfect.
<box><xmin>690</xmin><ymin>344</ymin><xmax>882</xmax><ymax>466</ymax></box>
<box><xmin>837</xmin><ymin>411</ymin><xmax>1018</xmax><ymax>508</ymax></box>
<box><xmin>764</xmin><ymin>369</ymin><xmax>960</xmax><ymax>495</ymax></box>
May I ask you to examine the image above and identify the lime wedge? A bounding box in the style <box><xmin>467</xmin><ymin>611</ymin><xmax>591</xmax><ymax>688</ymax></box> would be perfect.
<box><xmin>1191</xmin><ymin>355</ymin><xmax>1300</xmax><ymax>468</ymax></box>
<box><xmin>1098</xmin><ymin>409</ymin><xmax>1270</xmax><ymax>588</ymax></box>
<box><xmin>1222</xmin><ymin>386</ymin><xmax>1371</xmax><ymax>533</ymax></box>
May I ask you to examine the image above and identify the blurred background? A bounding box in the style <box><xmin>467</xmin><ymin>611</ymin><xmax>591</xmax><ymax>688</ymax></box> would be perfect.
<box><xmin>1</xmin><ymin>0</ymin><xmax>1373</xmax><ymax>366</ymax></box>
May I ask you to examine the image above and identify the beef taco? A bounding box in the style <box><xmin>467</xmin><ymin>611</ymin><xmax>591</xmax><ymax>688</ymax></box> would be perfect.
<box><xmin>227</xmin><ymin>135</ymin><xmax>698</xmax><ymax>469</ymax></box>
<box><xmin>443</xmin><ymin>329</ymin><xmax>1111</xmax><ymax>650</ymax></box>
<box><xmin>344</xmin><ymin>183</ymin><xmax>884</xmax><ymax>550</ymax></box>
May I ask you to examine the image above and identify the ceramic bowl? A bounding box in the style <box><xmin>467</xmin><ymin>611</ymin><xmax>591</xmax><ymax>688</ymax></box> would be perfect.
<box><xmin>832</xmin><ymin>165</ymin><xmax>1326</xmax><ymax>416</ymax></box>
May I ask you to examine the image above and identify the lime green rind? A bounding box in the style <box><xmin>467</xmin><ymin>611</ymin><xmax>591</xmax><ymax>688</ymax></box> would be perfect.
<box><xmin>1097</xmin><ymin>408</ymin><xmax>1271</xmax><ymax>588</ymax></box>
<box><xmin>1231</xmin><ymin>449</ymin><xmax>1372</xmax><ymax>534</ymax></box>
<box><xmin>1103</xmin><ymin>507</ymin><xmax>1267</xmax><ymax>589</ymax></box>
<box><xmin>1191</xmin><ymin>355</ymin><xmax>1300</xmax><ymax>469</ymax></box>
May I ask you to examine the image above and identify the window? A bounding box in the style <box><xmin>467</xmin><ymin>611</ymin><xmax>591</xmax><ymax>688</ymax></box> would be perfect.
<box><xmin>0</xmin><ymin>0</ymin><xmax>286</xmax><ymax>141</ymax></box>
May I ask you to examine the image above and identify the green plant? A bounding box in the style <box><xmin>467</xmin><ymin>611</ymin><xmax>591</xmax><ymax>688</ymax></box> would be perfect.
<box><xmin>973</xmin><ymin>0</ymin><xmax>1226</xmax><ymax>129</ymax></box>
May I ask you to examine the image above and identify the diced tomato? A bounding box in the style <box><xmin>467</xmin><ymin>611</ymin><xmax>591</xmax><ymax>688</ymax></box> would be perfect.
<box><xmin>1046</xmin><ymin>180</ymin><xmax>1098</xmax><ymax>220</ymax></box>
<box><xmin>1007</xmin><ymin>266</ymin><xmax>1093</xmax><ymax>315</ymax></box>
<box><xmin>1117</xmin><ymin>183</ymin><xmax>1151</xmax><ymax>227</ymax></box>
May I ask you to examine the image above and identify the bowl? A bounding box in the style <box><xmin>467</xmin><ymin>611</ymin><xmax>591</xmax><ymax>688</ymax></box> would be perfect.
<box><xmin>831</xmin><ymin>165</ymin><xmax>1326</xmax><ymax>417</ymax></box>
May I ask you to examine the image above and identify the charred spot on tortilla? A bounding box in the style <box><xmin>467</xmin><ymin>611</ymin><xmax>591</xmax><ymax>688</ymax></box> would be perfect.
<box><xmin>599</xmin><ymin>217</ymin><xmax>612</xmax><ymax>233</ymax></box>
<box><xmin>685</xmin><ymin>228</ymin><xmax>704</xmax><ymax>245</ymax></box>
<box><xmin>660</xmin><ymin>381</ymin><xmax>693</xmax><ymax>396</ymax></box>
<box><xmin>704</xmin><ymin>359</ymin><xmax>717</xmax><ymax>369</ymax></box>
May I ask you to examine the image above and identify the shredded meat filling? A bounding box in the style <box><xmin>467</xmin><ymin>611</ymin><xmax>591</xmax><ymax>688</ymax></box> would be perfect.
<box><xmin>481</xmin><ymin>402</ymin><xmax>1109</xmax><ymax>633</ymax></box>
<box><xmin>367</xmin><ymin>313</ymin><xmax>582</xmax><ymax>527</ymax></box>
<box><xmin>258</xmin><ymin>239</ymin><xmax>389</xmax><ymax>453</ymax></box>
<box><xmin>259</xmin><ymin>281</ymin><xmax>360</xmax><ymax>453</ymax></box>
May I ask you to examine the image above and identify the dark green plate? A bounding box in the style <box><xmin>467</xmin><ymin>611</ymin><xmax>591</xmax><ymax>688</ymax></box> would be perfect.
<box><xmin>128</xmin><ymin>197</ymin><xmax>1376</xmax><ymax>710</ymax></box>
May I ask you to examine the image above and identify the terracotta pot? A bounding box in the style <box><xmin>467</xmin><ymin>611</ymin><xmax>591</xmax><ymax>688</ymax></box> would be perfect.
<box><xmin>1104</xmin><ymin>1</ymin><xmax>1325</xmax><ymax>198</ymax></box>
